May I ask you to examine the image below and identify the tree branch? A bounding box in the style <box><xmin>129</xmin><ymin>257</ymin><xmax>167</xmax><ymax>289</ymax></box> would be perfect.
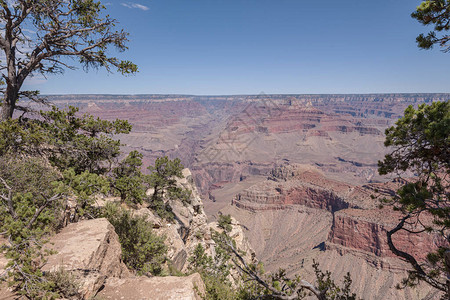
<box><xmin>223</xmin><ymin>235</ymin><xmax>327</xmax><ymax>300</ymax></box>
<box><xmin>0</xmin><ymin>176</ymin><xmax>17</xmax><ymax>220</ymax></box>
<box><xmin>25</xmin><ymin>193</ymin><xmax>61</xmax><ymax>230</ymax></box>
<box><xmin>387</xmin><ymin>215</ymin><xmax>447</xmax><ymax>291</ymax></box>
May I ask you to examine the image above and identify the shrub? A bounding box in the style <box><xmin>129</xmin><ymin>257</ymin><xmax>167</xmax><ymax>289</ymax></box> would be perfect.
<box><xmin>0</xmin><ymin>156</ymin><xmax>62</xmax><ymax>298</ymax></box>
<box><xmin>217</xmin><ymin>214</ymin><xmax>232</xmax><ymax>233</ymax></box>
<box><xmin>103</xmin><ymin>203</ymin><xmax>167</xmax><ymax>275</ymax></box>
<box><xmin>188</xmin><ymin>243</ymin><xmax>236</xmax><ymax>300</ymax></box>
<box><xmin>45</xmin><ymin>267</ymin><xmax>81</xmax><ymax>299</ymax></box>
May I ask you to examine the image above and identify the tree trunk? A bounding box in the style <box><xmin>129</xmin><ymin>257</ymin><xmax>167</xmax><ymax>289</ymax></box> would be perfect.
<box><xmin>1</xmin><ymin>101</ymin><xmax>14</xmax><ymax>121</ymax></box>
<box><xmin>1</xmin><ymin>87</ymin><xmax>18</xmax><ymax>121</ymax></box>
<box><xmin>1</xmin><ymin>45</ymin><xmax>19</xmax><ymax>121</ymax></box>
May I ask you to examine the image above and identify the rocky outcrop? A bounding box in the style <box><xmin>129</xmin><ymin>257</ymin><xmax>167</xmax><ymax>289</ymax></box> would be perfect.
<box><xmin>233</xmin><ymin>183</ymin><xmax>348</xmax><ymax>212</ymax></box>
<box><xmin>234</xmin><ymin>164</ymin><xmax>403</xmax><ymax>212</ymax></box>
<box><xmin>0</xmin><ymin>169</ymin><xmax>213</xmax><ymax>300</ymax></box>
<box><xmin>97</xmin><ymin>273</ymin><xmax>206</xmax><ymax>300</ymax></box>
<box><xmin>42</xmin><ymin>218</ymin><xmax>129</xmax><ymax>299</ymax></box>
<box><xmin>328</xmin><ymin>208</ymin><xmax>446</xmax><ymax>261</ymax></box>
<box><xmin>233</xmin><ymin>166</ymin><xmax>351</xmax><ymax>212</ymax></box>
<box><xmin>153</xmin><ymin>168</ymin><xmax>255</xmax><ymax>273</ymax></box>
<box><xmin>151</xmin><ymin>168</ymin><xmax>210</xmax><ymax>271</ymax></box>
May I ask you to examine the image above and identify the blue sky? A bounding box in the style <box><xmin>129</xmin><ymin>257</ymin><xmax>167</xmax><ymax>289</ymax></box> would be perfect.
<box><xmin>26</xmin><ymin>0</ymin><xmax>450</xmax><ymax>95</ymax></box>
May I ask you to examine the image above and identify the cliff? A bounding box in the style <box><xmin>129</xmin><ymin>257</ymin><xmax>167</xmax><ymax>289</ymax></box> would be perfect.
<box><xmin>328</xmin><ymin>208</ymin><xmax>444</xmax><ymax>261</ymax></box>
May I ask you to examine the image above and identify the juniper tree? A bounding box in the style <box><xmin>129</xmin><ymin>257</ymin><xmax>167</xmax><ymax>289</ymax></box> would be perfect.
<box><xmin>147</xmin><ymin>156</ymin><xmax>191</xmax><ymax>219</ymax></box>
<box><xmin>110</xmin><ymin>150</ymin><xmax>148</xmax><ymax>204</ymax></box>
<box><xmin>378</xmin><ymin>101</ymin><xmax>450</xmax><ymax>297</ymax></box>
<box><xmin>0</xmin><ymin>0</ymin><xmax>137</xmax><ymax>120</ymax></box>
<box><xmin>413</xmin><ymin>0</ymin><xmax>450</xmax><ymax>52</ymax></box>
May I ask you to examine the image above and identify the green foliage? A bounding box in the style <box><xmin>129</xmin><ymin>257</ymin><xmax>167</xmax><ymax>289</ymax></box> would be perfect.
<box><xmin>147</xmin><ymin>156</ymin><xmax>190</xmax><ymax>220</ymax></box>
<box><xmin>199</xmin><ymin>273</ymin><xmax>238</xmax><ymax>300</ymax></box>
<box><xmin>412</xmin><ymin>1</ymin><xmax>450</xmax><ymax>51</ymax></box>
<box><xmin>103</xmin><ymin>203</ymin><xmax>167</xmax><ymax>276</ymax></box>
<box><xmin>0</xmin><ymin>108</ymin><xmax>132</xmax><ymax>297</ymax></box>
<box><xmin>217</xmin><ymin>214</ymin><xmax>232</xmax><ymax>233</ymax></box>
<box><xmin>110</xmin><ymin>150</ymin><xmax>148</xmax><ymax>204</ymax></box>
<box><xmin>378</xmin><ymin>101</ymin><xmax>450</xmax><ymax>295</ymax></box>
<box><xmin>0</xmin><ymin>118</ymin><xmax>46</xmax><ymax>156</ymax></box>
<box><xmin>379</xmin><ymin>101</ymin><xmax>449</xmax><ymax>176</ymax></box>
<box><xmin>54</xmin><ymin>168</ymin><xmax>109</xmax><ymax>220</ymax></box>
<box><xmin>0</xmin><ymin>155</ymin><xmax>59</xmax><ymax>205</ymax></box>
<box><xmin>0</xmin><ymin>106</ymin><xmax>132</xmax><ymax>175</ymax></box>
<box><xmin>188</xmin><ymin>242</ymin><xmax>237</xmax><ymax>300</ymax></box>
<box><xmin>45</xmin><ymin>267</ymin><xmax>81</xmax><ymax>299</ymax></box>
<box><xmin>189</xmin><ymin>244</ymin><xmax>214</xmax><ymax>270</ymax></box>
<box><xmin>0</xmin><ymin>157</ymin><xmax>62</xmax><ymax>298</ymax></box>
<box><xmin>313</xmin><ymin>261</ymin><xmax>357</xmax><ymax>300</ymax></box>
<box><xmin>40</xmin><ymin>106</ymin><xmax>132</xmax><ymax>174</ymax></box>
<box><xmin>148</xmin><ymin>156</ymin><xmax>185</xmax><ymax>200</ymax></box>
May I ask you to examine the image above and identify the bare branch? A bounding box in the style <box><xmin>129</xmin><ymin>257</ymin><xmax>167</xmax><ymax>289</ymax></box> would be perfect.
<box><xmin>25</xmin><ymin>193</ymin><xmax>61</xmax><ymax>230</ymax></box>
<box><xmin>223</xmin><ymin>235</ymin><xmax>327</xmax><ymax>300</ymax></box>
<box><xmin>387</xmin><ymin>215</ymin><xmax>447</xmax><ymax>291</ymax></box>
<box><xmin>0</xmin><ymin>176</ymin><xmax>17</xmax><ymax>220</ymax></box>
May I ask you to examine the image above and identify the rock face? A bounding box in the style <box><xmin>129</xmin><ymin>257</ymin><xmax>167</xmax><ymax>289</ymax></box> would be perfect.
<box><xmin>42</xmin><ymin>218</ymin><xmax>129</xmax><ymax>299</ymax></box>
<box><xmin>233</xmin><ymin>180</ymin><xmax>349</xmax><ymax>213</ymax></box>
<box><xmin>152</xmin><ymin>168</ymin><xmax>255</xmax><ymax>273</ymax></box>
<box><xmin>97</xmin><ymin>273</ymin><xmax>206</xmax><ymax>300</ymax></box>
<box><xmin>233</xmin><ymin>165</ymin><xmax>444</xmax><ymax>261</ymax></box>
<box><xmin>329</xmin><ymin>208</ymin><xmax>445</xmax><ymax>261</ymax></box>
<box><xmin>192</xmin><ymin>161</ymin><xmax>274</xmax><ymax>198</ymax></box>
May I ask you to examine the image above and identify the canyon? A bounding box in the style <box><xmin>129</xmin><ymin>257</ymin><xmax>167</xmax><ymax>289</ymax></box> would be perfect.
<box><xmin>44</xmin><ymin>93</ymin><xmax>449</xmax><ymax>299</ymax></box>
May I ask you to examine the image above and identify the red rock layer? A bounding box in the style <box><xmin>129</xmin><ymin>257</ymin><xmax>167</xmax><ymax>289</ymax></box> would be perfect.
<box><xmin>233</xmin><ymin>184</ymin><xmax>348</xmax><ymax>213</ymax></box>
<box><xmin>221</xmin><ymin>104</ymin><xmax>382</xmax><ymax>140</ymax></box>
<box><xmin>328</xmin><ymin>209</ymin><xmax>446</xmax><ymax>261</ymax></box>
<box><xmin>234</xmin><ymin>165</ymin><xmax>447</xmax><ymax>262</ymax></box>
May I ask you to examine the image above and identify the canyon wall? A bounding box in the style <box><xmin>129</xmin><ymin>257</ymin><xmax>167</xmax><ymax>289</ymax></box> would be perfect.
<box><xmin>44</xmin><ymin>93</ymin><xmax>449</xmax><ymax>198</ymax></box>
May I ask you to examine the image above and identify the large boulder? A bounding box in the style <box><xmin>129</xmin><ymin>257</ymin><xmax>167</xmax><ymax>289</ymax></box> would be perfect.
<box><xmin>97</xmin><ymin>273</ymin><xmax>206</xmax><ymax>300</ymax></box>
<box><xmin>42</xmin><ymin>218</ymin><xmax>129</xmax><ymax>299</ymax></box>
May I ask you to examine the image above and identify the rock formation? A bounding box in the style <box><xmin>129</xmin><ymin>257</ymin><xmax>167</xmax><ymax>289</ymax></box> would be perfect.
<box><xmin>226</xmin><ymin>164</ymin><xmax>446</xmax><ymax>299</ymax></box>
<box><xmin>42</xmin><ymin>218</ymin><xmax>129</xmax><ymax>298</ymax></box>
<box><xmin>42</xmin><ymin>93</ymin><xmax>449</xmax><ymax>199</ymax></box>
<box><xmin>148</xmin><ymin>168</ymin><xmax>255</xmax><ymax>273</ymax></box>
